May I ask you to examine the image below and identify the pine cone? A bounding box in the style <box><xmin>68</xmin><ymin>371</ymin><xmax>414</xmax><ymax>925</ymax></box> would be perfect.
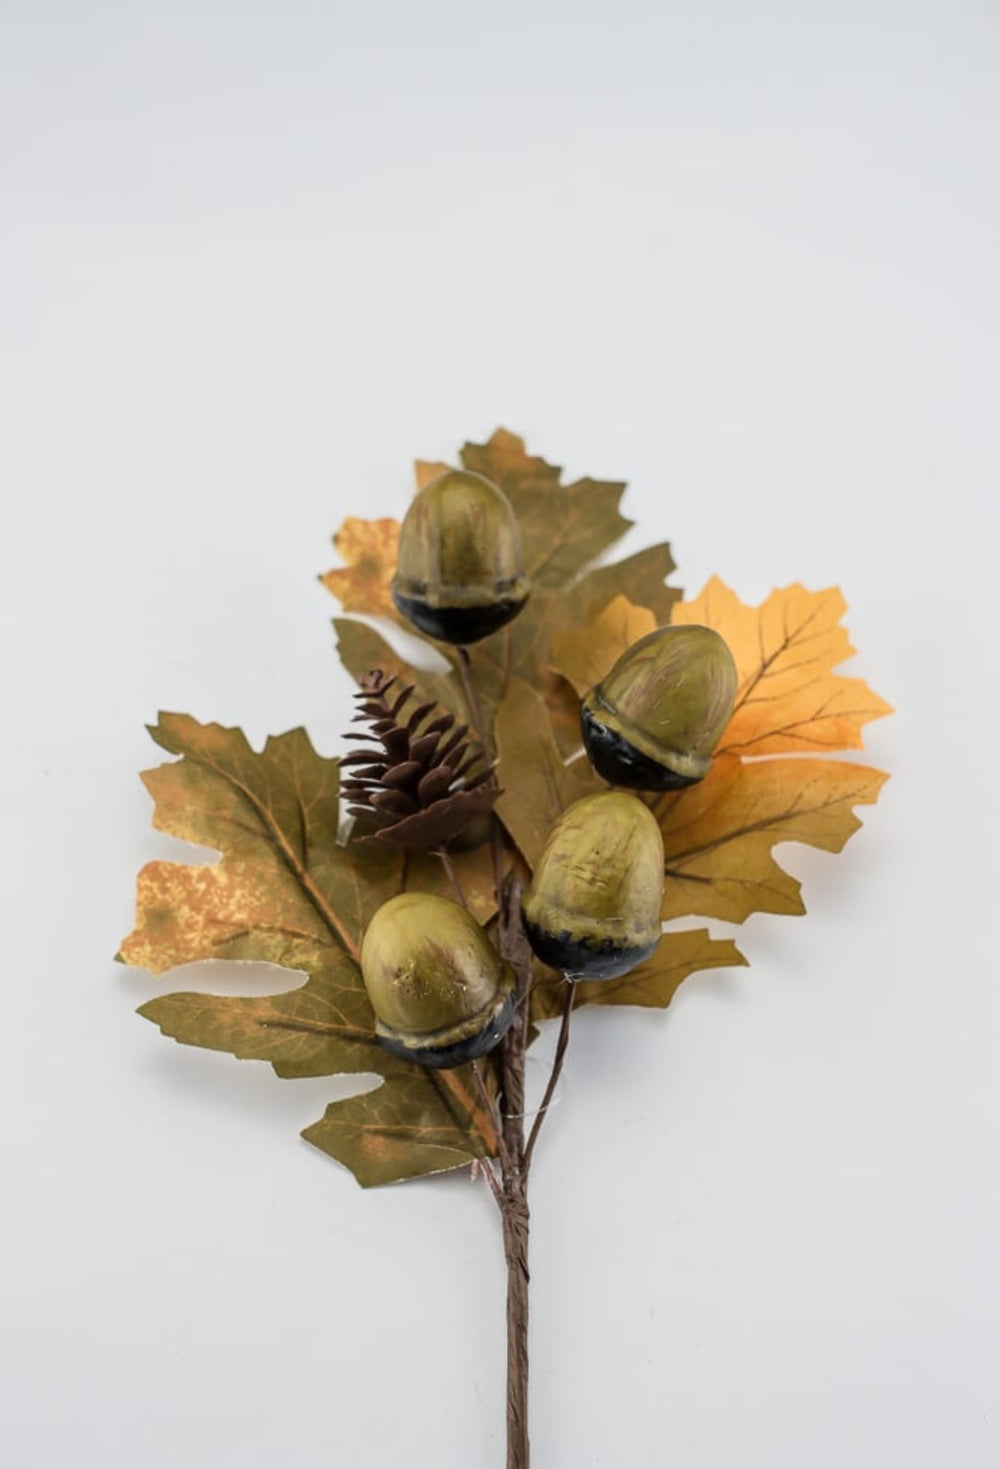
<box><xmin>341</xmin><ymin>669</ymin><xmax>498</xmax><ymax>849</ymax></box>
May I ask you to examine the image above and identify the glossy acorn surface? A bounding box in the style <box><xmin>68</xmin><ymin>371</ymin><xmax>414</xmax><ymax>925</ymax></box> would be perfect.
<box><xmin>522</xmin><ymin>791</ymin><xmax>665</xmax><ymax>980</ymax></box>
<box><xmin>391</xmin><ymin>469</ymin><xmax>531</xmax><ymax>643</ymax></box>
<box><xmin>361</xmin><ymin>892</ymin><xmax>516</xmax><ymax>1068</ymax></box>
<box><xmin>581</xmin><ymin>624</ymin><xmax>737</xmax><ymax>790</ymax></box>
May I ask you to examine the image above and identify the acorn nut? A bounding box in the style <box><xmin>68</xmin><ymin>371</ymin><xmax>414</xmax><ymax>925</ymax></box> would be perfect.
<box><xmin>522</xmin><ymin>791</ymin><xmax>665</xmax><ymax>980</ymax></box>
<box><xmin>391</xmin><ymin>469</ymin><xmax>531</xmax><ymax>644</ymax></box>
<box><xmin>361</xmin><ymin>892</ymin><xmax>516</xmax><ymax>1068</ymax></box>
<box><xmin>581</xmin><ymin>624</ymin><xmax>737</xmax><ymax>791</ymax></box>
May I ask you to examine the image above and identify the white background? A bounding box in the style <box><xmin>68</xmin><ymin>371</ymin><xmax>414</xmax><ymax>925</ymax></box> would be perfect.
<box><xmin>2</xmin><ymin>3</ymin><xmax>998</xmax><ymax>1465</ymax></box>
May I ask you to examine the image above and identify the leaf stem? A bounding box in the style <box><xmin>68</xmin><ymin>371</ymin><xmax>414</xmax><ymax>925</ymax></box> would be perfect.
<box><xmin>523</xmin><ymin>979</ymin><xmax>574</xmax><ymax>1173</ymax></box>
<box><xmin>456</xmin><ymin>644</ymin><xmax>490</xmax><ymax>752</ymax></box>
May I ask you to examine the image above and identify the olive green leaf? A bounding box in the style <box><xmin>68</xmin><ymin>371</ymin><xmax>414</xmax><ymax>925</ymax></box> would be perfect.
<box><xmin>121</xmin><ymin>714</ymin><xmax>499</xmax><ymax>1185</ymax></box>
<box><xmin>138</xmin><ymin>952</ymin><xmax>378</xmax><ymax>1077</ymax></box>
<box><xmin>303</xmin><ymin>1064</ymin><xmax>490</xmax><ymax>1188</ymax></box>
<box><xmin>494</xmin><ymin>678</ymin><xmax>602</xmax><ymax>869</ymax></box>
<box><xmin>460</xmin><ymin>428</ymin><xmax>630</xmax><ymax>587</ymax></box>
<box><xmin>530</xmin><ymin>929</ymin><xmax>747</xmax><ymax>1021</ymax></box>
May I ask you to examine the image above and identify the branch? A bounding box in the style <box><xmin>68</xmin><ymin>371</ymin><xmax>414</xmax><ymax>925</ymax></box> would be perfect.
<box><xmin>524</xmin><ymin>980</ymin><xmax>574</xmax><ymax>1172</ymax></box>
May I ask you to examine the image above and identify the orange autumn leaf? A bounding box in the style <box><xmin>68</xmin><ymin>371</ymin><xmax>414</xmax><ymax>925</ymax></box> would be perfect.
<box><xmin>637</xmin><ymin>578</ymin><xmax>893</xmax><ymax>923</ymax></box>
<box><xmin>319</xmin><ymin>516</ymin><xmax>399</xmax><ymax>617</ymax></box>
<box><xmin>653</xmin><ymin>754</ymin><xmax>888</xmax><ymax>923</ymax></box>
<box><xmin>414</xmin><ymin>458</ymin><xmax>452</xmax><ymax>490</ymax></box>
<box><xmin>555</xmin><ymin>576</ymin><xmax>891</xmax><ymax>926</ymax></box>
<box><xmin>673</xmin><ymin>577</ymin><xmax>893</xmax><ymax>757</ymax></box>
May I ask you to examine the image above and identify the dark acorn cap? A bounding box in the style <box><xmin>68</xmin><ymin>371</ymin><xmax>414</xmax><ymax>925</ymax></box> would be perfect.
<box><xmin>361</xmin><ymin>892</ymin><xmax>516</xmax><ymax>1068</ymax></box>
<box><xmin>581</xmin><ymin>624</ymin><xmax>737</xmax><ymax>790</ymax></box>
<box><xmin>521</xmin><ymin>791</ymin><xmax>665</xmax><ymax>981</ymax></box>
<box><xmin>391</xmin><ymin>469</ymin><xmax>531</xmax><ymax>644</ymax></box>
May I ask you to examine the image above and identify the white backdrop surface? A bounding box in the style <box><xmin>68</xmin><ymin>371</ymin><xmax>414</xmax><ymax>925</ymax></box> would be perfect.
<box><xmin>1</xmin><ymin>3</ymin><xmax>998</xmax><ymax>1466</ymax></box>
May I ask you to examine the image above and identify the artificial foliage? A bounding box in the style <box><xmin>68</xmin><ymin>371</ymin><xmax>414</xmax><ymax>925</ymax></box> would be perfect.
<box><xmin>119</xmin><ymin>427</ymin><xmax>890</xmax><ymax>1466</ymax></box>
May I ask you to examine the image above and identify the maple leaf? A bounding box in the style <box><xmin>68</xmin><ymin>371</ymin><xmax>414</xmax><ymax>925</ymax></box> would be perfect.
<box><xmin>653</xmin><ymin>754</ymin><xmax>888</xmax><ymax>921</ymax></box>
<box><xmin>673</xmin><ymin>578</ymin><xmax>893</xmax><ymax>757</ymax></box>
<box><xmin>639</xmin><ymin>576</ymin><xmax>892</xmax><ymax>923</ymax></box>
<box><xmin>121</xmin><ymin>713</ymin><xmax>500</xmax><ymax>1185</ymax></box>
<box><xmin>320</xmin><ymin>516</ymin><xmax>400</xmax><ymax>618</ymax></box>
<box><xmin>543</xmin><ymin>577</ymin><xmax>890</xmax><ymax>927</ymax></box>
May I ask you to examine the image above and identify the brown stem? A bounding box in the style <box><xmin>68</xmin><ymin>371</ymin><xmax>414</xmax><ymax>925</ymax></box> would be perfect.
<box><xmin>452</xmin><ymin>648</ymin><xmax>534</xmax><ymax>1466</ymax></box>
<box><xmin>496</xmin><ymin>877</ymin><xmax>533</xmax><ymax>1467</ymax></box>
<box><xmin>502</xmin><ymin>1171</ymin><xmax>530</xmax><ymax>1469</ymax></box>
<box><xmin>523</xmin><ymin>980</ymin><xmax>574</xmax><ymax>1173</ymax></box>
<box><xmin>456</xmin><ymin>643</ymin><xmax>490</xmax><ymax>751</ymax></box>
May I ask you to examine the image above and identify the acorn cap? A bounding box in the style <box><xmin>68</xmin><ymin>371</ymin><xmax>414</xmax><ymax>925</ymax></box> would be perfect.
<box><xmin>361</xmin><ymin>892</ymin><xmax>516</xmax><ymax>1067</ymax></box>
<box><xmin>521</xmin><ymin>791</ymin><xmax>665</xmax><ymax>980</ymax></box>
<box><xmin>581</xmin><ymin>624</ymin><xmax>737</xmax><ymax>789</ymax></box>
<box><xmin>391</xmin><ymin>469</ymin><xmax>531</xmax><ymax>643</ymax></box>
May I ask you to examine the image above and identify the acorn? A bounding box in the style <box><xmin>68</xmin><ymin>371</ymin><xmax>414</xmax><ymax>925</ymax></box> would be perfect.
<box><xmin>391</xmin><ymin>469</ymin><xmax>531</xmax><ymax>644</ymax></box>
<box><xmin>361</xmin><ymin>893</ymin><xmax>516</xmax><ymax>1068</ymax></box>
<box><xmin>581</xmin><ymin>624</ymin><xmax>737</xmax><ymax>791</ymax></box>
<box><xmin>521</xmin><ymin>791</ymin><xmax>665</xmax><ymax>980</ymax></box>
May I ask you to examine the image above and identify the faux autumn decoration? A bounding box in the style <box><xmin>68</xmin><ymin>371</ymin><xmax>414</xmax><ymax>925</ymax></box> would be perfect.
<box><xmin>119</xmin><ymin>428</ymin><xmax>891</xmax><ymax>1468</ymax></box>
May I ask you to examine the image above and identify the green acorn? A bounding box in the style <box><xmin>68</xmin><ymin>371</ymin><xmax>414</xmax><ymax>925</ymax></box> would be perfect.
<box><xmin>361</xmin><ymin>893</ymin><xmax>516</xmax><ymax>1068</ymax></box>
<box><xmin>521</xmin><ymin>791</ymin><xmax>665</xmax><ymax>980</ymax></box>
<box><xmin>391</xmin><ymin>469</ymin><xmax>531</xmax><ymax>644</ymax></box>
<box><xmin>581</xmin><ymin>624</ymin><xmax>737</xmax><ymax>791</ymax></box>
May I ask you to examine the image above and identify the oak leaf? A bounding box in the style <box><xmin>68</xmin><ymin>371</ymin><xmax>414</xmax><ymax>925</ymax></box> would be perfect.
<box><xmin>121</xmin><ymin>713</ymin><xmax>499</xmax><ymax>1185</ymax></box>
<box><xmin>530</xmin><ymin>929</ymin><xmax>747</xmax><ymax>1021</ymax></box>
<box><xmin>552</xmin><ymin>593</ymin><xmax>657</xmax><ymax>696</ymax></box>
<box><xmin>461</xmin><ymin>427</ymin><xmax>631</xmax><ymax>588</ymax></box>
<box><xmin>494</xmin><ymin>679</ymin><xmax>602</xmax><ymax>868</ymax></box>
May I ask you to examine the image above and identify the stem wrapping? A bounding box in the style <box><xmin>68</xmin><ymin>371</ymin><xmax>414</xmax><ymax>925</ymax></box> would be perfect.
<box><xmin>502</xmin><ymin>1176</ymin><xmax>531</xmax><ymax>1469</ymax></box>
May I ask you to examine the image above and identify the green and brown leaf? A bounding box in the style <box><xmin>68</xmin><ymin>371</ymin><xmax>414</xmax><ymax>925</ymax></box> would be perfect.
<box><xmin>121</xmin><ymin>714</ymin><xmax>499</xmax><ymax>1185</ymax></box>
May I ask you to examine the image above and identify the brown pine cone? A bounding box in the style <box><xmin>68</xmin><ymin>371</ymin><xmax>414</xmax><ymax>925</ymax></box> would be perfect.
<box><xmin>341</xmin><ymin>669</ymin><xmax>498</xmax><ymax>849</ymax></box>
